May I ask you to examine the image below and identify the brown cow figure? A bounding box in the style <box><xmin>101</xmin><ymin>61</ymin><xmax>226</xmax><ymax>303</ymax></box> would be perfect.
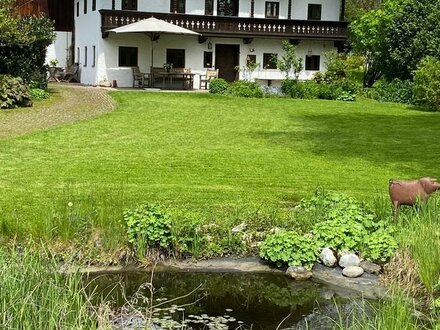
<box><xmin>389</xmin><ymin>177</ymin><xmax>440</xmax><ymax>220</ymax></box>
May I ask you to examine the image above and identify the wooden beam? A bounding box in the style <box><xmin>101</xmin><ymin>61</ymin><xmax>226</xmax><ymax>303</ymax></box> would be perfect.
<box><xmin>340</xmin><ymin>0</ymin><xmax>346</xmax><ymax>21</ymax></box>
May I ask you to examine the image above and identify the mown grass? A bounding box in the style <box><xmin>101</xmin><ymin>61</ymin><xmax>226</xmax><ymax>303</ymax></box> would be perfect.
<box><xmin>1</xmin><ymin>90</ymin><xmax>440</xmax><ymax>253</ymax></box>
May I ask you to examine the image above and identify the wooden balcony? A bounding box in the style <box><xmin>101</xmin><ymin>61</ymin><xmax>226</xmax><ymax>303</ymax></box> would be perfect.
<box><xmin>100</xmin><ymin>10</ymin><xmax>348</xmax><ymax>40</ymax></box>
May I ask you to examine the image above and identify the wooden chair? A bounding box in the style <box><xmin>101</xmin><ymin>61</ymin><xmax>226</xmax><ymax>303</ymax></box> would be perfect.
<box><xmin>199</xmin><ymin>68</ymin><xmax>219</xmax><ymax>89</ymax></box>
<box><xmin>132</xmin><ymin>66</ymin><xmax>149</xmax><ymax>88</ymax></box>
<box><xmin>61</xmin><ymin>63</ymin><xmax>80</xmax><ymax>83</ymax></box>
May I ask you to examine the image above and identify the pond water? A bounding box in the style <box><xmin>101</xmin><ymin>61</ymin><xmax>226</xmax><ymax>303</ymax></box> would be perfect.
<box><xmin>85</xmin><ymin>271</ymin><xmax>361</xmax><ymax>330</ymax></box>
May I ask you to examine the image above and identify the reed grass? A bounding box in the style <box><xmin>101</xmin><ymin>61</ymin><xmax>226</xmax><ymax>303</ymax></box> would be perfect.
<box><xmin>332</xmin><ymin>290</ymin><xmax>420</xmax><ymax>330</ymax></box>
<box><xmin>0</xmin><ymin>247</ymin><xmax>108</xmax><ymax>329</ymax></box>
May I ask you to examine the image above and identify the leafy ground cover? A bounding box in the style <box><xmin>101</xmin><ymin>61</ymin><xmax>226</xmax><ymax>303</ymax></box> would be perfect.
<box><xmin>1</xmin><ymin>86</ymin><xmax>440</xmax><ymax>256</ymax></box>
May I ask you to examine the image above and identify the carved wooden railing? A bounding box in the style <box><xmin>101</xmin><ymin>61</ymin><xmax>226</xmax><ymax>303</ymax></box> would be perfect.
<box><xmin>100</xmin><ymin>10</ymin><xmax>348</xmax><ymax>40</ymax></box>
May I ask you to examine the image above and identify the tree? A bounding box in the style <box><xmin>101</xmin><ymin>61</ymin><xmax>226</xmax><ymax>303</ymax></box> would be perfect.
<box><xmin>276</xmin><ymin>40</ymin><xmax>303</xmax><ymax>81</ymax></box>
<box><xmin>351</xmin><ymin>0</ymin><xmax>440</xmax><ymax>86</ymax></box>
<box><xmin>0</xmin><ymin>0</ymin><xmax>55</xmax><ymax>86</ymax></box>
<box><xmin>413</xmin><ymin>56</ymin><xmax>440</xmax><ymax>111</ymax></box>
<box><xmin>345</xmin><ymin>0</ymin><xmax>382</xmax><ymax>21</ymax></box>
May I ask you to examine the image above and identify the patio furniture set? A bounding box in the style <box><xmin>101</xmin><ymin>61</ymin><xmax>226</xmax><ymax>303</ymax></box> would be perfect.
<box><xmin>48</xmin><ymin>63</ymin><xmax>80</xmax><ymax>83</ymax></box>
<box><xmin>132</xmin><ymin>66</ymin><xmax>219</xmax><ymax>90</ymax></box>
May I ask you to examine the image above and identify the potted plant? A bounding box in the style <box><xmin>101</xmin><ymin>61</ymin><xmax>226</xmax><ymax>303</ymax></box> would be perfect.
<box><xmin>163</xmin><ymin>63</ymin><xmax>173</xmax><ymax>73</ymax></box>
<box><xmin>49</xmin><ymin>59</ymin><xmax>59</xmax><ymax>67</ymax></box>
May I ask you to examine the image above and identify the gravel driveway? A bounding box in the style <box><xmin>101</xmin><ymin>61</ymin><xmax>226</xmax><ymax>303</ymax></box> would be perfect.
<box><xmin>0</xmin><ymin>84</ymin><xmax>116</xmax><ymax>139</ymax></box>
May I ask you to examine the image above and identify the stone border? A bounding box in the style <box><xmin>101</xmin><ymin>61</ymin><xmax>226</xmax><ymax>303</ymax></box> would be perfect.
<box><xmin>74</xmin><ymin>257</ymin><xmax>386</xmax><ymax>299</ymax></box>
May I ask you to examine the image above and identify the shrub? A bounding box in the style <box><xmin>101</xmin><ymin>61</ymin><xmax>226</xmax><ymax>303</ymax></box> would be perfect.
<box><xmin>0</xmin><ymin>14</ymin><xmax>55</xmax><ymax>84</ymax></box>
<box><xmin>209</xmin><ymin>78</ymin><xmax>229</xmax><ymax>94</ymax></box>
<box><xmin>123</xmin><ymin>204</ymin><xmax>172</xmax><ymax>255</ymax></box>
<box><xmin>363</xmin><ymin>227</ymin><xmax>398</xmax><ymax>263</ymax></box>
<box><xmin>371</xmin><ymin>79</ymin><xmax>415</xmax><ymax>104</ymax></box>
<box><xmin>30</xmin><ymin>88</ymin><xmax>49</xmax><ymax>100</ymax></box>
<box><xmin>337</xmin><ymin>91</ymin><xmax>356</xmax><ymax>102</ymax></box>
<box><xmin>281</xmin><ymin>79</ymin><xmax>300</xmax><ymax>97</ymax></box>
<box><xmin>259</xmin><ymin>230</ymin><xmax>318</xmax><ymax>268</ymax></box>
<box><xmin>300</xmin><ymin>81</ymin><xmax>320</xmax><ymax>99</ymax></box>
<box><xmin>282</xmin><ymin>80</ymin><xmax>356</xmax><ymax>101</ymax></box>
<box><xmin>229</xmin><ymin>80</ymin><xmax>263</xmax><ymax>98</ymax></box>
<box><xmin>29</xmin><ymin>70</ymin><xmax>49</xmax><ymax>90</ymax></box>
<box><xmin>0</xmin><ymin>74</ymin><xmax>32</xmax><ymax>109</ymax></box>
<box><xmin>313</xmin><ymin>218</ymin><xmax>366</xmax><ymax>252</ymax></box>
<box><xmin>413</xmin><ymin>56</ymin><xmax>440</xmax><ymax>111</ymax></box>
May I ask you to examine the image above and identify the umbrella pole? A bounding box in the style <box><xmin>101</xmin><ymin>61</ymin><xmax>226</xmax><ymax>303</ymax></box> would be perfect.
<box><xmin>150</xmin><ymin>34</ymin><xmax>154</xmax><ymax>87</ymax></box>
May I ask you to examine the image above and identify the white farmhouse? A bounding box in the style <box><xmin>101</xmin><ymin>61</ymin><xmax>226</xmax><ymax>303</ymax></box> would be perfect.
<box><xmin>20</xmin><ymin>0</ymin><xmax>348</xmax><ymax>89</ymax></box>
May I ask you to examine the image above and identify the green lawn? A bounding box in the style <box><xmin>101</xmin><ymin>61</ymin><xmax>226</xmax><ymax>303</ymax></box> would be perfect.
<box><xmin>1</xmin><ymin>90</ymin><xmax>439</xmax><ymax>245</ymax></box>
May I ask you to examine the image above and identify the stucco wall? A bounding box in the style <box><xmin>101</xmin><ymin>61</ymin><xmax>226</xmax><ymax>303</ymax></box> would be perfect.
<box><xmin>74</xmin><ymin>0</ymin><xmax>342</xmax><ymax>86</ymax></box>
<box><xmin>97</xmin><ymin>0</ymin><xmax>341</xmax><ymax>21</ymax></box>
<box><xmin>46</xmin><ymin>31</ymin><xmax>72</xmax><ymax>68</ymax></box>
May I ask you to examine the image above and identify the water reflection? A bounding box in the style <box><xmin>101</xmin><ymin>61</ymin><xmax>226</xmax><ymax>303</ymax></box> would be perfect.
<box><xmin>85</xmin><ymin>272</ymin><xmax>346</xmax><ymax>329</ymax></box>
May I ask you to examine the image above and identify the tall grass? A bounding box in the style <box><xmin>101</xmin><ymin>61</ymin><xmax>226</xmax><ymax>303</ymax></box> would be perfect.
<box><xmin>0</xmin><ymin>247</ymin><xmax>108</xmax><ymax>329</ymax></box>
<box><xmin>398</xmin><ymin>198</ymin><xmax>440</xmax><ymax>294</ymax></box>
<box><xmin>332</xmin><ymin>290</ymin><xmax>420</xmax><ymax>330</ymax></box>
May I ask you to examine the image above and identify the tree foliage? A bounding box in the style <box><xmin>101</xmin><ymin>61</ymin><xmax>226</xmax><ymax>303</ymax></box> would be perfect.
<box><xmin>276</xmin><ymin>40</ymin><xmax>303</xmax><ymax>80</ymax></box>
<box><xmin>351</xmin><ymin>0</ymin><xmax>440</xmax><ymax>86</ymax></box>
<box><xmin>0</xmin><ymin>0</ymin><xmax>55</xmax><ymax>85</ymax></box>
<box><xmin>413</xmin><ymin>56</ymin><xmax>440</xmax><ymax>111</ymax></box>
<box><xmin>345</xmin><ymin>0</ymin><xmax>382</xmax><ymax>21</ymax></box>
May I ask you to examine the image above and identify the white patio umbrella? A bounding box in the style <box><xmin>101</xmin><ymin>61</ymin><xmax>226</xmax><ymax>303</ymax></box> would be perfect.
<box><xmin>109</xmin><ymin>17</ymin><xmax>200</xmax><ymax>81</ymax></box>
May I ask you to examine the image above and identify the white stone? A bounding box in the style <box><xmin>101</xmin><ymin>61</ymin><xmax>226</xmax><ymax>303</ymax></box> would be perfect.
<box><xmin>338</xmin><ymin>254</ymin><xmax>360</xmax><ymax>268</ymax></box>
<box><xmin>231</xmin><ymin>222</ymin><xmax>247</xmax><ymax>233</ymax></box>
<box><xmin>286</xmin><ymin>266</ymin><xmax>312</xmax><ymax>280</ymax></box>
<box><xmin>342</xmin><ymin>266</ymin><xmax>364</xmax><ymax>278</ymax></box>
<box><xmin>320</xmin><ymin>247</ymin><xmax>337</xmax><ymax>267</ymax></box>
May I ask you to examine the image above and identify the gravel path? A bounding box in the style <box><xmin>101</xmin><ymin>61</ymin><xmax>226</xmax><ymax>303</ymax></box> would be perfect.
<box><xmin>0</xmin><ymin>84</ymin><xmax>116</xmax><ymax>139</ymax></box>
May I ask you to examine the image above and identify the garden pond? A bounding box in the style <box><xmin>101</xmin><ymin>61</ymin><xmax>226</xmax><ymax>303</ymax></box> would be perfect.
<box><xmin>85</xmin><ymin>271</ymin><xmax>371</xmax><ymax>329</ymax></box>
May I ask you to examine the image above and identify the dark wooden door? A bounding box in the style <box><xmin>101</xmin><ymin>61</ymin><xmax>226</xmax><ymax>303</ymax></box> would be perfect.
<box><xmin>215</xmin><ymin>44</ymin><xmax>240</xmax><ymax>82</ymax></box>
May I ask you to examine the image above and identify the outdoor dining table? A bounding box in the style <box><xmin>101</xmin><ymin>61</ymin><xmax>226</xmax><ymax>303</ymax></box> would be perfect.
<box><xmin>160</xmin><ymin>72</ymin><xmax>195</xmax><ymax>90</ymax></box>
<box><xmin>48</xmin><ymin>67</ymin><xmax>64</xmax><ymax>82</ymax></box>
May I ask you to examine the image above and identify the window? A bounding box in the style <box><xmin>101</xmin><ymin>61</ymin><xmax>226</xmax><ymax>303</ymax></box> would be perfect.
<box><xmin>203</xmin><ymin>51</ymin><xmax>213</xmax><ymax>68</ymax></box>
<box><xmin>305</xmin><ymin>55</ymin><xmax>320</xmax><ymax>70</ymax></box>
<box><xmin>84</xmin><ymin>46</ymin><xmax>87</xmax><ymax>66</ymax></box>
<box><xmin>170</xmin><ymin>0</ymin><xmax>185</xmax><ymax>13</ymax></box>
<box><xmin>92</xmin><ymin>0</ymin><xmax>96</xmax><ymax>11</ymax></box>
<box><xmin>265</xmin><ymin>2</ymin><xmax>279</xmax><ymax>18</ymax></box>
<box><xmin>217</xmin><ymin>0</ymin><xmax>238</xmax><ymax>16</ymax></box>
<box><xmin>263</xmin><ymin>53</ymin><xmax>277</xmax><ymax>69</ymax></box>
<box><xmin>118</xmin><ymin>47</ymin><xmax>138</xmax><ymax>67</ymax></box>
<box><xmin>92</xmin><ymin>46</ymin><xmax>96</xmax><ymax>67</ymax></box>
<box><xmin>122</xmin><ymin>0</ymin><xmax>137</xmax><ymax>10</ymax></box>
<box><xmin>205</xmin><ymin>0</ymin><xmax>213</xmax><ymax>15</ymax></box>
<box><xmin>84</xmin><ymin>0</ymin><xmax>87</xmax><ymax>14</ymax></box>
<box><xmin>307</xmin><ymin>4</ymin><xmax>322</xmax><ymax>20</ymax></box>
<box><xmin>166</xmin><ymin>49</ymin><xmax>185</xmax><ymax>68</ymax></box>
<box><xmin>246</xmin><ymin>55</ymin><xmax>257</xmax><ymax>66</ymax></box>
<box><xmin>76</xmin><ymin>2</ymin><xmax>79</xmax><ymax>16</ymax></box>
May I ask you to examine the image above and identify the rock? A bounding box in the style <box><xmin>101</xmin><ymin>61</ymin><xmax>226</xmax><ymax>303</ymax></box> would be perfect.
<box><xmin>286</xmin><ymin>266</ymin><xmax>313</xmax><ymax>280</ymax></box>
<box><xmin>312</xmin><ymin>263</ymin><xmax>387</xmax><ymax>299</ymax></box>
<box><xmin>231</xmin><ymin>223</ymin><xmax>247</xmax><ymax>233</ymax></box>
<box><xmin>320</xmin><ymin>248</ymin><xmax>337</xmax><ymax>267</ymax></box>
<box><xmin>342</xmin><ymin>266</ymin><xmax>364</xmax><ymax>278</ymax></box>
<box><xmin>338</xmin><ymin>254</ymin><xmax>360</xmax><ymax>268</ymax></box>
<box><xmin>360</xmin><ymin>260</ymin><xmax>381</xmax><ymax>274</ymax></box>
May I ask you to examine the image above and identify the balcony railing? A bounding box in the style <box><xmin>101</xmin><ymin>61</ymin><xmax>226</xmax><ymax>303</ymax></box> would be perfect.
<box><xmin>100</xmin><ymin>10</ymin><xmax>348</xmax><ymax>40</ymax></box>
